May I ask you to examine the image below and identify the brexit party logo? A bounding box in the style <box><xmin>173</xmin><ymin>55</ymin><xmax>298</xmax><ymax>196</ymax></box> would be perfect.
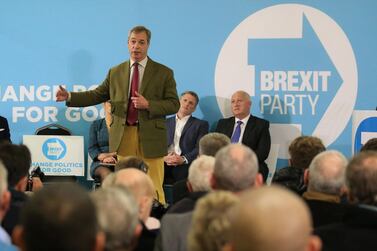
<box><xmin>42</xmin><ymin>138</ymin><xmax>67</xmax><ymax>160</ymax></box>
<box><xmin>215</xmin><ymin>4</ymin><xmax>357</xmax><ymax>147</ymax></box>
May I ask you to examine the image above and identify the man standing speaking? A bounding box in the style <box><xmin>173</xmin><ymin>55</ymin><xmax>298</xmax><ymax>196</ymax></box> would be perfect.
<box><xmin>56</xmin><ymin>26</ymin><xmax>179</xmax><ymax>204</ymax></box>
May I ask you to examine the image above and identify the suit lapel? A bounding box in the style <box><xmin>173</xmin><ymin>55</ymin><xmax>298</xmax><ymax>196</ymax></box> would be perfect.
<box><xmin>181</xmin><ymin>116</ymin><xmax>194</xmax><ymax>138</ymax></box>
<box><xmin>122</xmin><ymin>61</ymin><xmax>131</xmax><ymax>101</ymax></box>
<box><xmin>140</xmin><ymin>57</ymin><xmax>154</xmax><ymax>95</ymax></box>
<box><xmin>225</xmin><ymin>117</ymin><xmax>236</xmax><ymax>137</ymax></box>
<box><xmin>167</xmin><ymin>117</ymin><xmax>176</xmax><ymax>145</ymax></box>
<box><xmin>242</xmin><ymin>115</ymin><xmax>256</xmax><ymax>142</ymax></box>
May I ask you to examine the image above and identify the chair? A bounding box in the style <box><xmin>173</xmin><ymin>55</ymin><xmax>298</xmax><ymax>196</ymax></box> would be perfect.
<box><xmin>35</xmin><ymin>123</ymin><xmax>76</xmax><ymax>184</ymax></box>
<box><xmin>35</xmin><ymin>123</ymin><xmax>71</xmax><ymax>136</ymax></box>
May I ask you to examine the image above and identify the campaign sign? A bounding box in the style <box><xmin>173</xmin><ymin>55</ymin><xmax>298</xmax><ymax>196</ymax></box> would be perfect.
<box><xmin>352</xmin><ymin>111</ymin><xmax>377</xmax><ymax>154</ymax></box>
<box><xmin>23</xmin><ymin>135</ymin><xmax>84</xmax><ymax>176</ymax></box>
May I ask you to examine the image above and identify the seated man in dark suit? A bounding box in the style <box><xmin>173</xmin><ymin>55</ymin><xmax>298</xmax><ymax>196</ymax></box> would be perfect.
<box><xmin>315</xmin><ymin>151</ymin><xmax>377</xmax><ymax>251</ymax></box>
<box><xmin>164</xmin><ymin>91</ymin><xmax>209</xmax><ymax>184</ymax></box>
<box><xmin>0</xmin><ymin>116</ymin><xmax>11</xmax><ymax>144</ymax></box>
<box><xmin>215</xmin><ymin>90</ymin><xmax>270</xmax><ymax>180</ymax></box>
<box><xmin>303</xmin><ymin>150</ymin><xmax>349</xmax><ymax>228</ymax></box>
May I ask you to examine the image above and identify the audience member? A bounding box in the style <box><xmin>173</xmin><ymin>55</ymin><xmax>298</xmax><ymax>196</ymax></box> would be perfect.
<box><xmin>0</xmin><ymin>144</ymin><xmax>32</xmax><ymax>236</ymax></box>
<box><xmin>115</xmin><ymin>156</ymin><xmax>149</xmax><ymax>173</ymax></box>
<box><xmin>303</xmin><ymin>150</ymin><xmax>349</xmax><ymax>227</ymax></box>
<box><xmin>212</xmin><ymin>144</ymin><xmax>263</xmax><ymax>192</ymax></box>
<box><xmin>164</xmin><ymin>91</ymin><xmax>209</xmax><ymax>184</ymax></box>
<box><xmin>0</xmin><ymin>162</ymin><xmax>17</xmax><ymax>251</ymax></box>
<box><xmin>315</xmin><ymin>151</ymin><xmax>377</xmax><ymax>251</ymax></box>
<box><xmin>227</xmin><ymin>186</ymin><xmax>322</xmax><ymax>251</ymax></box>
<box><xmin>89</xmin><ymin>101</ymin><xmax>117</xmax><ymax>181</ymax></box>
<box><xmin>167</xmin><ymin>156</ymin><xmax>214</xmax><ymax>214</ymax></box>
<box><xmin>215</xmin><ymin>90</ymin><xmax>271</xmax><ymax>180</ymax></box>
<box><xmin>198</xmin><ymin>132</ymin><xmax>230</xmax><ymax>157</ymax></box>
<box><xmin>360</xmin><ymin>137</ymin><xmax>377</xmax><ymax>152</ymax></box>
<box><xmin>273</xmin><ymin>136</ymin><xmax>325</xmax><ymax>195</ymax></box>
<box><xmin>13</xmin><ymin>183</ymin><xmax>104</xmax><ymax>251</ymax></box>
<box><xmin>113</xmin><ymin>169</ymin><xmax>158</xmax><ymax>251</ymax></box>
<box><xmin>187</xmin><ymin>191</ymin><xmax>239</xmax><ymax>251</ymax></box>
<box><xmin>91</xmin><ymin>186</ymin><xmax>141</xmax><ymax>251</ymax></box>
<box><xmin>171</xmin><ymin>132</ymin><xmax>229</xmax><ymax>204</ymax></box>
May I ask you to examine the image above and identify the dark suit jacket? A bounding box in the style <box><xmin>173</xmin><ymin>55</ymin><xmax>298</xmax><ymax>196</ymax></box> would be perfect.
<box><xmin>67</xmin><ymin>58</ymin><xmax>180</xmax><ymax>158</ymax></box>
<box><xmin>0</xmin><ymin>116</ymin><xmax>11</xmax><ymax>143</ymax></box>
<box><xmin>315</xmin><ymin>205</ymin><xmax>377</xmax><ymax>251</ymax></box>
<box><xmin>304</xmin><ymin>199</ymin><xmax>349</xmax><ymax>228</ymax></box>
<box><xmin>166</xmin><ymin>116</ymin><xmax>209</xmax><ymax>163</ymax></box>
<box><xmin>215</xmin><ymin>115</ymin><xmax>271</xmax><ymax>179</ymax></box>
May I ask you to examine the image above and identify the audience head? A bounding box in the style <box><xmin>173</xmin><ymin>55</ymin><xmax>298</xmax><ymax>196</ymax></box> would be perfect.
<box><xmin>0</xmin><ymin>161</ymin><xmax>11</xmax><ymax>221</ymax></box>
<box><xmin>0</xmin><ymin>143</ymin><xmax>31</xmax><ymax>190</ymax></box>
<box><xmin>199</xmin><ymin>132</ymin><xmax>230</xmax><ymax>157</ymax></box>
<box><xmin>231</xmin><ymin>90</ymin><xmax>251</xmax><ymax>120</ymax></box>
<box><xmin>115</xmin><ymin>156</ymin><xmax>149</xmax><ymax>173</ymax></box>
<box><xmin>289</xmin><ymin>136</ymin><xmax>326</xmax><ymax>170</ymax></box>
<box><xmin>212</xmin><ymin>144</ymin><xmax>262</xmax><ymax>192</ymax></box>
<box><xmin>14</xmin><ymin>183</ymin><xmax>104</xmax><ymax>251</ymax></box>
<box><xmin>188</xmin><ymin>191</ymin><xmax>239</xmax><ymax>251</ymax></box>
<box><xmin>346</xmin><ymin>151</ymin><xmax>377</xmax><ymax>206</ymax></box>
<box><xmin>114</xmin><ymin>169</ymin><xmax>155</xmax><ymax>222</ymax></box>
<box><xmin>360</xmin><ymin>138</ymin><xmax>377</xmax><ymax>152</ymax></box>
<box><xmin>228</xmin><ymin>186</ymin><xmax>321</xmax><ymax>251</ymax></box>
<box><xmin>306</xmin><ymin>150</ymin><xmax>348</xmax><ymax>195</ymax></box>
<box><xmin>187</xmin><ymin>155</ymin><xmax>215</xmax><ymax>192</ymax></box>
<box><xmin>91</xmin><ymin>186</ymin><xmax>141</xmax><ymax>251</ymax></box>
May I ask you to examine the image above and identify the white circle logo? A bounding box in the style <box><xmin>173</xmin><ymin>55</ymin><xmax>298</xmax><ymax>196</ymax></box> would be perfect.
<box><xmin>215</xmin><ymin>4</ymin><xmax>357</xmax><ymax>150</ymax></box>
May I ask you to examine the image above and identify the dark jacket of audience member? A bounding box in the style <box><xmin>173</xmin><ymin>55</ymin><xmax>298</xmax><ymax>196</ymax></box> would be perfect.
<box><xmin>0</xmin><ymin>143</ymin><xmax>31</xmax><ymax>236</ymax></box>
<box><xmin>273</xmin><ymin>136</ymin><xmax>325</xmax><ymax>195</ymax></box>
<box><xmin>315</xmin><ymin>151</ymin><xmax>377</xmax><ymax>251</ymax></box>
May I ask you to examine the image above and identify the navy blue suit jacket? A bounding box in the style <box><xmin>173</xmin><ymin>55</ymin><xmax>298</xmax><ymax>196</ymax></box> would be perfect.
<box><xmin>215</xmin><ymin>115</ymin><xmax>271</xmax><ymax>180</ymax></box>
<box><xmin>166</xmin><ymin>116</ymin><xmax>209</xmax><ymax>164</ymax></box>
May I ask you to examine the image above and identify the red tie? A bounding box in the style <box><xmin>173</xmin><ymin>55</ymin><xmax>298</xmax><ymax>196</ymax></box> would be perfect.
<box><xmin>127</xmin><ymin>63</ymin><xmax>139</xmax><ymax>125</ymax></box>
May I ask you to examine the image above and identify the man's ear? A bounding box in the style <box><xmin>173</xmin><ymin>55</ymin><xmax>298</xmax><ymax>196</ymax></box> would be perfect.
<box><xmin>186</xmin><ymin>181</ymin><xmax>193</xmax><ymax>193</ymax></box>
<box><xmin>306</xmin><ymin>235</ymin><xmax>322</xmax><ymax>251</ymax></box>
<box><xmin>254</xmin><ymin>173</ymin><xmax>264</xmax><ymax>188</ymax></box>
<box><xmin>12</xmin><ymin>225</ymin><xmax>27</xmax><ymax>251</ymax></box>
<box><xmin>93</xmin><ymin>231</ymin><xmax>106</xmax><ymax>251</ymax></box>
<box><xmin>210</xmin><ymin>174</ymin><xmax>217</xmax><ymax>190</ymax></box>
<box><xmin>15</xmin><ymin>176</ymin><xmax>28</xmax><ymax>192</ymax></box>
<box><xmin>304</xmin><ymin>169</ymin><xmax>310</xmax><ymax>186</ymax></box>
<box><xmin>0</xmin><ymin>190</ymin><xmax>11</xmax><ymax>217</ymax></box>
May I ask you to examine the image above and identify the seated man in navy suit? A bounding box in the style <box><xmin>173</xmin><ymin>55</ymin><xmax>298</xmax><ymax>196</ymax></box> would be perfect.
<box><xmin>164</xmin><ymin>91</ymin><xmax>209</xmax><ymax>184</ymax></box>
<box><xmin>215</xmin><ymin>90</ymin><xmax>271</xmax><ymax>181</ymax></box>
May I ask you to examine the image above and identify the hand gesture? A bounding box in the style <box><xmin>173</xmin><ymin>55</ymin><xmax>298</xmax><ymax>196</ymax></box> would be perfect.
<box><xmin>131</xmin><ymin>91</ymin><xmax>149</xmax><ymax>109</ymax></box>
<box><xmin>56</xmin><ymin>85</ymin><xmax>69</xmax><ymax>102</ymax></box>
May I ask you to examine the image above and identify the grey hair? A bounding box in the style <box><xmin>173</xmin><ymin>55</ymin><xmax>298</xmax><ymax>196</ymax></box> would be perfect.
<box><xmin>308</xmin><ymin>150</ymin><xmax>348</xmax><ymax>195</ymax></box>
<box><xmin>214</xmin><ymin>144</ymin><xmax>259</xmax><ymax>192</ymax></box>
<box><xmin>91</xmin><ymin>186</ymin><xmax>139</xmax><ymax>250</ymax></box>
<box><xmin>188</xmin><ymin>156</ymin><xmax>215</xmax><ymax>192</ymax></box>
<box><xmin>199</xmin><ymin>132</ymin><xmax>231</xmax><ymax>157</ymax></box>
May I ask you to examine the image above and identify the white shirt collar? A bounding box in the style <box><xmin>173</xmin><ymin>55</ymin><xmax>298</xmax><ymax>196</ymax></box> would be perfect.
<box><xmin>130</xmin><ymin>56</ymin><xmax>148</xmax><ymax>69</ymax></box>
<box><xmin>235</xmin><ymin>114</ymin><xmax>250</xmax><ymax>125</ymax></box>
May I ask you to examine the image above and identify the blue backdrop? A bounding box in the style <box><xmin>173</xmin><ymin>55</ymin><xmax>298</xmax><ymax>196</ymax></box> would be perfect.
<box><xmin>1</xmin><ymin>0</ymin><xmax>376</xmax><ymax>176</ymax></box>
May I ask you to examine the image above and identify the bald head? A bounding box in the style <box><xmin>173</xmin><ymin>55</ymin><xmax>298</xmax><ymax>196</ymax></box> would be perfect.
<box><xmin>230</xmin><ymin>186</ymin><xmax>321</xmax><ymax>251</ymax></box>
<box><xmin>114</xmin><ymin>169</ymin><xmax>155</xmax><ymax>200</ymax></box>
<box><xmin>114</xmin><ymin>169</ymin><xmax>155</xmax><ymax>222</ymax></box>
<box><xmin>231</xmin><ymin>91</ymin><xmax>251</xmax><ymax>119</ymax></box>
<box><xmin>213</xmin><ymin>144</ymin><xmax>260</xmax><ymax>192</ymax></box>
<box><xmin>307</xmin><ymin>150</ymin><xmax>348</xmax><ymax>195</ymax></box>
